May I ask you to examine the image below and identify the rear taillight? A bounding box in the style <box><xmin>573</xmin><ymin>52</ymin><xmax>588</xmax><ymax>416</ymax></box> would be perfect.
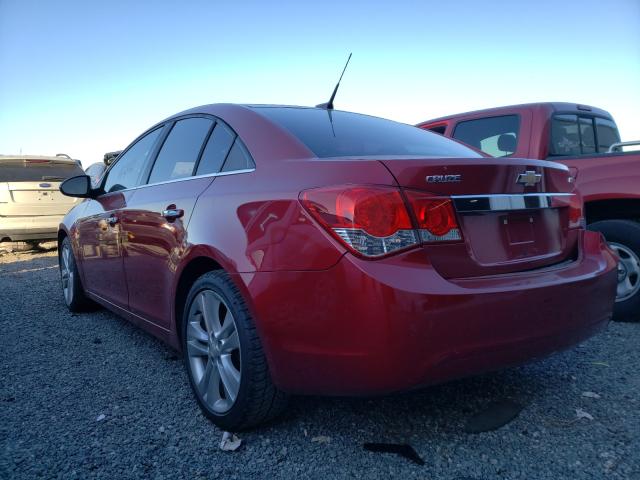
<box><xmin>300</xmin><ymin>186</ymin><xmax>417</xmax><ymax>257</ymax></box>
<box><xmin>403</xmin><ymin>191</ymin><xmax>462</xmax><ymax>242</ymax></box>
<box><xmin>552</xmin><ymin>192</ymin><xmax>585</xmax><ymax>229</ymax></box>
<box><xmin>568</xmin><ymin>192</ymin><xmax>585</xmax><ymax>229</ymax></box>
<box><xmin>300</xmin><ymin>185</ymin><xmax>462</xmax><ymax>258</ymax></box>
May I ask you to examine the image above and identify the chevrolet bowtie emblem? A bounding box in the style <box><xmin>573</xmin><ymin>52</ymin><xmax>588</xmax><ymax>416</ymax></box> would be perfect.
<box><xmin>516</xmin><ymin>170</ymin><xmax>542</xmax><ymax>187</ymax></box>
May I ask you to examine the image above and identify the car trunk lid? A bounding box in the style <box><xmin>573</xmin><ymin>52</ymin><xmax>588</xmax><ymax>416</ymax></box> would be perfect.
<box><xmin>380</xmin><ymin>157</ymin><xmax>579</xmax><ymax>278</ymax></box>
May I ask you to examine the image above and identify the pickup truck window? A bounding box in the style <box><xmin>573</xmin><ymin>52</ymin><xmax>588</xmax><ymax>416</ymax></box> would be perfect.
<box><xmin>550</xmin><ymin>114</ymin><xmax>620</xmax><ymax>156</ymax></box>
<box><xmin>550</xmin><ymin>115</ymin><xmax>581</xmax><ymax>156</ymax></box>
<box><xmin>428</xmin><ymin>125</ymin><xmax>447</xmax><ymax>135</ymax></box>
<box><xmin>579</xmin><ymin>117</ymin><xmax>596</xmax><ymax>154</ymax></box>
<box><xmin>452</xmin><ymin>115</ymin><xmax>519</xmax><ymax>157</ymax></box>
<box><xmin>595</xmin><ymin>118</ymin><xmax>621</xmax><ymax>152</ymax></box>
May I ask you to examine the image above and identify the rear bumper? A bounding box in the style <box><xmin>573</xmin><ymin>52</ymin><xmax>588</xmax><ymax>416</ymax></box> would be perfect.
<box><xmin>0</xmin><ymin>215</ymin><xmax>62</xmax><ymax>241</ymax></box>
<box><xmin>237</xmin><ymin>230</ymin><xmax>618</xmax><ymax>395</ymax></box>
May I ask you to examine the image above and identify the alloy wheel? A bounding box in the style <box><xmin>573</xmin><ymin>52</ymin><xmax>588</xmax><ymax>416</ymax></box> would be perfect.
<box><xmin>60</xmin><ymin>243</ymin><xmax>74</xmax><ymax>305</ymax></box>
<box><xmin>609</xmin><ymin>242</ymin><xmax>640</xmax><ymax>302</ymax></box>
<box><xmin>186</xmin><ymin>289</ymin><xmax>241</xmax><ymax>413</ymax></box>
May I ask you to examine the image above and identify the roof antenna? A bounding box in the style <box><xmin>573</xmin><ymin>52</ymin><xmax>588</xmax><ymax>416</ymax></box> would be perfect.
<box><xmin>316</xmin><ymin>53</ymin><xmax>352</xmax><ymax>110</ymax></box>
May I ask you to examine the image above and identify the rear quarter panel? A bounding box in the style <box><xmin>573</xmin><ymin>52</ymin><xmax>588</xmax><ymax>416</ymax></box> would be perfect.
<box><xmin>183</xmin><ymin>158</ymin><xmax>396</xmax><ymax>274</ymax></box>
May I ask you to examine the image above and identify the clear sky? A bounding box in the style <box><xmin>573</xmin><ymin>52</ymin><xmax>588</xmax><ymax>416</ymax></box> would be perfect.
<box><xmin>1</xmin><ymin>0</ymin><xmax>639</xmax><ymax>166</ymax></box>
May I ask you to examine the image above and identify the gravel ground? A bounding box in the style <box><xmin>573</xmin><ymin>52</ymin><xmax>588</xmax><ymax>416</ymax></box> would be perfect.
<box><xmin>1</xmin><ymin>250</ymin><xmax>639</xmax><ymax>480</ymax></box>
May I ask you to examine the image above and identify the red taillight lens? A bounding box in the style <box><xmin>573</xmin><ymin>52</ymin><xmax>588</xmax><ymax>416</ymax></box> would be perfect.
<box><xmin>404</xmin><ymin>191</ymin><xmax>462</xmax><ymax>242</ymax></box>
<box><xmin>300</xmin><ymin>186</ymin><xmax>417</xmax><ymax>257</ymax></box>
<box><xmin>300</xmin><ymin>185</ymin><xmax>464</xmax><ymax>258</ymax></box>
<box><xmin>568</xmin><ymin>192</ymin><xmax>585</xmax><ymax>229</ymax></box>
<box><xmin>552</xmin><ymin>192</ymin><xmax>584</xmax><ymax>229</ymax></box>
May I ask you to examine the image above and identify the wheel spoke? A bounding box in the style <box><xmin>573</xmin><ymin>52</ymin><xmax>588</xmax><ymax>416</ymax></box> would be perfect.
<box><xmin>187</xmin><ymin>340</ymin><xmax>209</xmax><ymax>357</ymax></box>
<box><xmin>218</xmin><ymin>309</ymin><xmax>235</xmax><ymax>339</ymax></box>
<box><xmin>219</xmin><ymin>355</ymin><xmax>240</xmax><ymax>401</ymax></box>
<box><xmin>187</xmin><ymin>321</ymin><xmax>208</xmax><ymax>342</ymax></box>
<box><xmin>220</xmin><ymin>330</ymin><xmax>239</xmax><ymax>353</ymax></box>
<box><xmin>197</xmin><ymin>360</ymin><xmax>213</xmax><ymax>395</ymax></box>
<box><xmin>205</xmin><ymin>364</ymin><xmax>222</xmax><ymax>405</ymax></box>
<box><xmin>62</xmin><ymin>247</ymin><xmax>70</xmax><ymax>269</ymax></box>
<box><xmin>624</xmin><ymin>276</ymin><xmax>634</xmax><ymax>291</ymax></box>
<box><xmin>198</xmin><ymin>291</ymin><xmax>221</xmax><ymax>334</ymax></box>
<box><xmin>622</xmin><ymin>257</ymin><xmax>640</xmax><ymax>276</ymax></box>
<box><xmin>609</xmin><ymin>242</ymin><xmax>640</xmax><ymax>302</ymax></box>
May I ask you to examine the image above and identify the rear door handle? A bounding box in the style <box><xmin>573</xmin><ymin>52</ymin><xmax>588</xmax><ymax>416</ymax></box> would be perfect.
<box><xmin>162</xmin><ymin>206</ymin><xmax>184</xmax><ymax>222</ymax></box>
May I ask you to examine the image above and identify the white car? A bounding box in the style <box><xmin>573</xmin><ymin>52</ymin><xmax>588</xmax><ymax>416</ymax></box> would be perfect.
<box><xmin>0</xmin><ymin>155</ymin><xmax>84</xmax><ymax>242</ymax></box>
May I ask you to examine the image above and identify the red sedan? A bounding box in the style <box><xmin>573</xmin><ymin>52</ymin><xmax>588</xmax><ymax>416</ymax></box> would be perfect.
<box><xmin>58</xmin><ymin>104</ymin><xmax>618</xmax><ymax>430</ymax></box>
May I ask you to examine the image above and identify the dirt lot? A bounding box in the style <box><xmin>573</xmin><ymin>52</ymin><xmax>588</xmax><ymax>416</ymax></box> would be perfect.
<box><xmin>1</xmin><ymin>250</ymin><xmax>639</xmax><ymax>479</ymax></box>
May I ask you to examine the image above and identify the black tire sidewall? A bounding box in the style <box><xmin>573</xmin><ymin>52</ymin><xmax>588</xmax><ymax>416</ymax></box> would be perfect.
<box><xmin>181</xmin><ymin>271</ymin><xmax>256</xmax><ymax>431</ymax></box>
<box><xmin>588</xmin><ymin>220</ymin><xmax>640</xmax><ymax>322</ymax></box>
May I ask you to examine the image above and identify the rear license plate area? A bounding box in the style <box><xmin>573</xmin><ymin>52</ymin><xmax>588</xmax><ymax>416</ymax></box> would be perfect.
<box><xmin>503</xmin><ymin>213</ymin><xmax>535</xmax><ymax>246</ymax></box>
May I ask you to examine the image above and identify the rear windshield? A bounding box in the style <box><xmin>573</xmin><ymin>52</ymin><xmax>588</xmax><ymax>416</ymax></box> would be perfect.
<box><xmin>252</xmin><ymin>107</ymin><xmax>481</xmax><ymax>158</ymax></box>
<box><xmin>0</xmin><ymin>160</ymin><xmax>85</xmax><ymax>182</ymax></box>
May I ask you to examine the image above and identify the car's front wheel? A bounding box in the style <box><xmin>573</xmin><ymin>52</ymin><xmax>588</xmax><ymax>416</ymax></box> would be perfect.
<box><xmin>589</xmin><ymin>220</ymin><xmax>640</xmax><ymax>322</ymax></box>
<box><xmin>182</xmin><ymin>271</ymin><xmax>288</xmax><ymax>431</ymax></box>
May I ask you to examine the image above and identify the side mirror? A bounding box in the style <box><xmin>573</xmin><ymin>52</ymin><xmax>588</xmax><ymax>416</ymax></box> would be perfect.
<box><xmin>60</xmin><ymin>175</ymin><xmax>95</xmax><ymax>198</ymax></box>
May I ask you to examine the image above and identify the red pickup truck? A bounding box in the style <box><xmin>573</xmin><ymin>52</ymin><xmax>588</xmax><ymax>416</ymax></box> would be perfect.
<box><xmin>418</xmin><ymin>102</ymin><xmax>640</xmax><ymax>321</ymax></box>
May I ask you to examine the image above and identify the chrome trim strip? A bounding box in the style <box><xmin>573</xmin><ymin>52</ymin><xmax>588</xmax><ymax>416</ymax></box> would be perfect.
<box><xmin>451</xmin><ymin>193</ymin><xmax>574</xmax><ymax>213</ymax></box>
<box><xmin>106</xmin><ymin>168</ymin><xmax>256</xmax><ymax>193</ymax></box>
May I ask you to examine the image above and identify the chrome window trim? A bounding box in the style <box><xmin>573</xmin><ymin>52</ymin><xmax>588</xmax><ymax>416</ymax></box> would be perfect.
<box><xmin>102</xmin><ymin>168</ymin><xmax>255</xmax><ymax>194</ymax></box>
<box><xmin>451</xmin><ymin>193</ymin><xmax>574</xmax><ymax>213</ymax></box>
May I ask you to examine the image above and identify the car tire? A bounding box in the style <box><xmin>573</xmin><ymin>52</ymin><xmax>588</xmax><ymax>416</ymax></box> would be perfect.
<box><xmin>589</xmin><ymin>220</ymin><xmax>640</xmax><ymax>322</ymax></box>
<box><xmin>182</xmin><ymin>271</ymin><xmax>288</xmax><ymax>431</ymax></box>
<box><xmin>59</xmin><ymin>237</ymin><xmax>94</xmax><ymax>312</ymax></box>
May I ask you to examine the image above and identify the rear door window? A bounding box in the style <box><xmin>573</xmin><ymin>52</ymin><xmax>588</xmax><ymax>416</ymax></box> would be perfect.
<box><xmin>221</xmin><ymin>139</ymin><xmax>255</xmax><ymax>172</ymax></box>
<box><xmin>0</xmin><ymin>160</ymin><xmax>85</xmax><ymax>182</ymax></box>
<box><xmin>148</xmin><ymin>117</ymin><xmax>213</xmax><ymax>184</ymax></box>
<box><xmin>103</xmin><ymin>127</ymin><xmax>163</xmax><ymax>193</ymax></box>
<box><xmin>595</xmin><ymin>118</ymin><xmax>621</xmax><ymax>152</ymax></box>
<box><xmin>195</xmin><ymin>122</ymin><xmax>236</xmax><ymax>175</ymax></box>
<box><xmin>452</xmin><ymin>115</ymin><xmax>520</xmax><ymax>157</ymax></box>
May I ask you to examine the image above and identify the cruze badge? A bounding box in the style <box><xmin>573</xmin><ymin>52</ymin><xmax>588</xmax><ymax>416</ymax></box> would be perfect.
<box><xmin>426</xmin><ymin>174</ymin><xmax>462</xmax><ymax>183</ymax></box>
<box><xmin>516</xmin><ymin>170</ymin><xmax>542</xmax><ymax>187</ymax></box>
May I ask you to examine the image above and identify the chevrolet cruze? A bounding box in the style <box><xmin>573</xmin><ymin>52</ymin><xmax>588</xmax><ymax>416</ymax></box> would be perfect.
<box><xmin>58</xmin><ymin>104</ymin><xmax>618</xmax><ymax>430</ymax></box>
